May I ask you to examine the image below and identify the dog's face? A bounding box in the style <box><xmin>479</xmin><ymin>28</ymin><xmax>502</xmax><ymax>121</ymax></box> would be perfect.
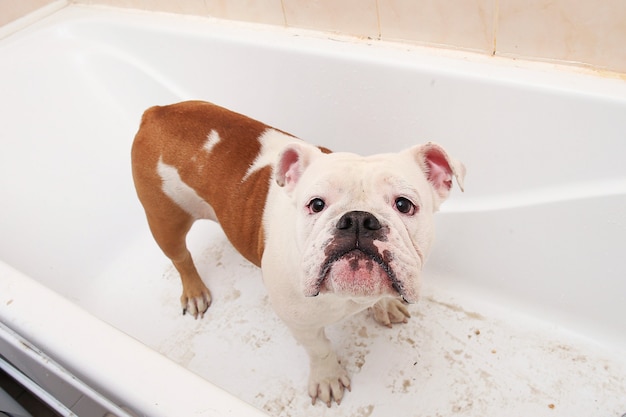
<box><xmin>275</xmin><ymin>142</ymin><xmax>465</xmax><ymax>304</ymax></box>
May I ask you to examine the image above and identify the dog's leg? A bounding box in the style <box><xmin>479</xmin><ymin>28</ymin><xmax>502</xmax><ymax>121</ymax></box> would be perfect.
<box><xmin>371</xmin><ymin>297</ymin><xmax>411</xmax><ymax>327</ymax></box>
<box><xmin>288</xmin><ymin>326</ymin><xmax>351</xmax><ymax>407</ymax></box>
<box><xmin>143</xmin><ymin>199</ymin><xmax>211</xmax><ymax>319</ymax></box>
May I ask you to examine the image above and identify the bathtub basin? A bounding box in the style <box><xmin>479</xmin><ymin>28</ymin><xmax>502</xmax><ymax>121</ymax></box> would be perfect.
<box><xmin>0</xmin><ymin>5</ymin><xmax>625</xmax><ymax>417</ymax></box>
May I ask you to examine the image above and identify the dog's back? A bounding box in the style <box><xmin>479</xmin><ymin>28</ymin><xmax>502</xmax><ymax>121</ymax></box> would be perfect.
<box><xmin>131</xmin><ymin>100</ymin><xmax>298</xmax><ymax>266</ymax></box>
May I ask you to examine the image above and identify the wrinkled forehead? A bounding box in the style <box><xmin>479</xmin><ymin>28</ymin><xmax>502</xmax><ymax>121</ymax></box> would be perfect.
<box><xmin>314</xmin><ymin>151</ymin><xmax>402</xmax><ymax>172</ymax></box>
<box><xmin>300</xmin><ymin>151</ymin><xmax>426</xmax><ymax>195</ymax></box>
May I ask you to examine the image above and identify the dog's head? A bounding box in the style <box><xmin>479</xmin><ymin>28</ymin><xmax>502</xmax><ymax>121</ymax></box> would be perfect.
<box><xmin>275</xmin><ymin>142</ymin><xmax>465</xmax><ymax>303</ymax></box>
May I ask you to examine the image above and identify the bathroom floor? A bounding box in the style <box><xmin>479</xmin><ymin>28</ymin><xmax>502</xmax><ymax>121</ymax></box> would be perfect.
<box><xmin>76</xmin><ymin>221</ymin><xmax>626</xmax><ymax>417</ymax></box>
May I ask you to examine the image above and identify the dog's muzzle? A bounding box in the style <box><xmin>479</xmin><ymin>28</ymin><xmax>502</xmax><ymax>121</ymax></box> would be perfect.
<box><xmin>312</xmin><ymin>211</ymin><xmax>407</xmax><ymax>299</ymax></box>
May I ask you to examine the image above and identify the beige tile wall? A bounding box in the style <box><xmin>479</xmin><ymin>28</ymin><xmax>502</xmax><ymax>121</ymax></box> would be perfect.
<box><xmin>0</xmin><ymin>0</ymin><xmax>58</xmax><ymax>26</ymax></box>
<box><xmin>497</xmin><ymin>0</ymin><xmax>626</xmax><ymax>73</ymax></box>
<box><xmin>377</xmin><ymin>0</ymin><xmax>496</xmax><ymax>53</ymax></box>
<box><xmin>2</xmin><ymin>0</ymin><xmax>625</xmax><ymax>73</ymax></box>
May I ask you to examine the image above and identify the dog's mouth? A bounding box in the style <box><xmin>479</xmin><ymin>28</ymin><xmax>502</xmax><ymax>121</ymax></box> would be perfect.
<box><xmin>314</xmin><ymin>248</ymin><xmax>407</xmax><ymax>301</ymax></box>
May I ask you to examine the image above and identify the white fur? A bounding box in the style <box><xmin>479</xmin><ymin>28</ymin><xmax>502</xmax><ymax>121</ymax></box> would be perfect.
<box><xmin>157</xmin><ymin>158</ymin><xmax>216</xmax><ymax>220</ymax></box>
<box><xmin>259</xmin><ymin>143</ymin><xmax>464</xmax><ymax>406</ymax></box>
<box><xmin>203</xmin><ymin>129</ymin><xmax>221</xmax><ymax>153</ymax></box>
<box><xmin>243</xmin><ymin>128</ymin><xmax>299</xmax><ymax>182</ymax></box>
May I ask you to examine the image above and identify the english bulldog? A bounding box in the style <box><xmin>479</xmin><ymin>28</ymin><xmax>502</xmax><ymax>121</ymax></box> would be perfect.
<box><xmin>131</xmin><ymin>100</ymin><xmax>465</xmax><ymax>406</ymax></box>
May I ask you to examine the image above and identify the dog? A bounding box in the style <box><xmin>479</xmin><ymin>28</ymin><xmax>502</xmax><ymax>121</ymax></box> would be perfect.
<box><xmin>131</xmin><ymin>100</ymin><xmax>465</xmax><ymax>406</ymax></box>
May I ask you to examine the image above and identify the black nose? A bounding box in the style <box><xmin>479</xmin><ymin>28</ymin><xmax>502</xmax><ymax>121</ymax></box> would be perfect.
<box><xmin>336</xmin><ymin>211</ymin><xmax>381</xmax><ymax>231</ymax></box>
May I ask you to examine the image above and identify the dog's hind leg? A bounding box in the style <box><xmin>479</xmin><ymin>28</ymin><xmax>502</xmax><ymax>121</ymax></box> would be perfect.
<box><xmin>143</xmin><ymin>199</ymin><xmax>212</xmax><ymax>319</ymax></box>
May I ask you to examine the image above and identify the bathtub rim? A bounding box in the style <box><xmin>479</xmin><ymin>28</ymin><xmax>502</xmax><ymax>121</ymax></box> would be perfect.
<box><xmin>0</xmin><ymin>260</ymin><xmax>269</xmax><ymax>417</ymax></box>
<box><xmin>0</xmin><ymin>0</ymin><xmax>68</xmax><ymax>40</ymax></box>
<box><xmin>3</xmin><ymin>3</ymin><xmax>626</xmax><ymax>102</ymax></box>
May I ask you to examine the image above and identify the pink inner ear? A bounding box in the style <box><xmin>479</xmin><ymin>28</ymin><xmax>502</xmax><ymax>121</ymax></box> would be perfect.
<box><xmin>425</xmin><ymin>148</ymin><xmax>453</xmax><ymax>191</ymax></box>
<box><xmin>277</xmin><ymin>147</ymin><xmax>302</xmax><ymax>188</ymax></box>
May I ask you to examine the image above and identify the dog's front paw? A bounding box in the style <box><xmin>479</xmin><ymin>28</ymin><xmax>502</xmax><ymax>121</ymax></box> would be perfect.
<box><xmin>308</xmin><ymin>353</ymin><xmax>351</xmax><ymax>407</ymax></box>
<box><xmin>180</xmin><ymin>282</ymin><xmax>212</xmax><ymax>319</ymax></box>
<box><xmin>371</xmin><ymin>297</ymin><xmax>411</xmax><ymax>327</ymax></box>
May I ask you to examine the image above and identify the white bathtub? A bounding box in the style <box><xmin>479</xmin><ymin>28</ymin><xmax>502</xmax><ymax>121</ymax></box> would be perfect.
<box><xmin>1</xmin><ymin>4</ymin><xmax>625</xmax><ymax>417</ymax></box>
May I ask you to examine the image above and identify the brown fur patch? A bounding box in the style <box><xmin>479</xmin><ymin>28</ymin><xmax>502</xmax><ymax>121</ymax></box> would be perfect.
<box><xmin>132</xmin><ymin>101</ymin><xmax>270</xmax><ymax>266</ymax></box>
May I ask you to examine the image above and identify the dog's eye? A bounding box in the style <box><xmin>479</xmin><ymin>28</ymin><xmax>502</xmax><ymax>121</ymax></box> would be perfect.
<box><xmin>307</xmin><ymin>198</ymin><xmax>326</xmax><ymax>214</ymax></box>
<box><xmin>394</xmin><ymin>197</ymin><xmax>417</xmax><ymax>215</ymax></box>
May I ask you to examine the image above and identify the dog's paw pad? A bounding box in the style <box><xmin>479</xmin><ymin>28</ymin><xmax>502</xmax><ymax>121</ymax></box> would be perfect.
<box><xmin>309</xmin><ymin>374</ymin><xmax>350</xmax><ymax>407</ymax></box>
<box><xmin>371</xmin><ymin>297</ymin><xmax>411</xmax><ymax>327</ymax></box>
<box><xmin>180</xmin><ymin>288</ymin><xmax>212</xmax><ymax>319</ymax></box>
<box><xmin>308</xmin><ymin>357</ymin><xmax>351</xmax><ymax>407</ymax></box>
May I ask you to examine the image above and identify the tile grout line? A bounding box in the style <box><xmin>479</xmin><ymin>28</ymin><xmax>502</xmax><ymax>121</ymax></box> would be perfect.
<box><xmin>492</xmin><ymin>0</ymin><xmax>499</xmax><ymax>56</ymax></box>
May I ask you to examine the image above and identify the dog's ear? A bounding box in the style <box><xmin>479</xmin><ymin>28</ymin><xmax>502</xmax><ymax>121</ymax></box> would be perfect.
<box><xmin>410</xmin><ymin>142</ymin><xmax>465</xmax><ymax>201</ymax></box>
<box><xmin>276</xmin><ymin>143</ymin><xmax>322</xmax><ymax>193</ymax></box>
